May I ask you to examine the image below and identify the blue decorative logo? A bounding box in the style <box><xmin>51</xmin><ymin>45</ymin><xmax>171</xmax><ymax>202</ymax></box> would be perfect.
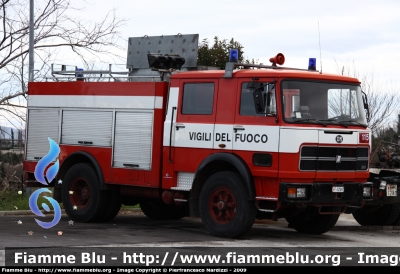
<box><xmin>29</xmin><ymin>138</ymin><xmax>62</xmax><ymax>229</ymax></box>
<box><xmin>34</xmin><ymin>138</ymin><xmax>60</xmax><ymax>185</ymax></box>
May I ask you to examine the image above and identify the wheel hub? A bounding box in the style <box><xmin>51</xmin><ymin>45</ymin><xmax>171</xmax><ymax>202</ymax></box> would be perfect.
<box><xmin>70</xmin><ymin>177</ymin><xmax>90</xmax><ymax>209</ymax></box>
<box><xmin>81</xmin><ymin>188</ymin><xmax>89</xmax><ymax>199</ymax></box>
<box><xmin>208</xmin><ymin>187</ymin><xmax>236</xmax><ymax>224</ymax></box>
<box><xmin>217</xmin><ymin>201</ymin><xmax>226</xmax><ymax>210</ymax></box>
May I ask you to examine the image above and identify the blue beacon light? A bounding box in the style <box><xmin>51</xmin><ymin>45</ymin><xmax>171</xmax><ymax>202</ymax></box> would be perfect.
<box><xmin>308</xmin><ymin>58</ymin><xmax>316</xmax><ymax>70</ymax></box>
<box><xmin>229</xmin><ymin>49</ymin><xmax>239</xmax><ymax>62</ymax></box>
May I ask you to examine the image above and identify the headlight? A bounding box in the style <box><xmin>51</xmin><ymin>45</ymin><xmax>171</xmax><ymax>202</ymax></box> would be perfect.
<box><xmin>363</xmin><ymin>186</ymin><xmax>373</xmax><ymax>198</ymax></box>
<box><xmin>287</xmin><ymin>187</ymin><xmax>307</xmax><ymax>199</ymax></box>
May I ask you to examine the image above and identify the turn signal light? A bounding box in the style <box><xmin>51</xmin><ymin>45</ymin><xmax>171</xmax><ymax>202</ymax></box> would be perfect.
<box><xmin>287</xmin><ymin>187</ymin><xmax>307</xmax><ymax>199</ymax></box>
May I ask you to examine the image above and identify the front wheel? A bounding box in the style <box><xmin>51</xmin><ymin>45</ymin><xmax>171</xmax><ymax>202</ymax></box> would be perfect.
<box><xmin>285</xmin><ymin>206</ymin><xmax>340</xmax><ymax>234</ymax></box>
<box><xmin>199</xmin><ymin>171</ymin><xmax>256</xmax><ymax>238</ymax></box>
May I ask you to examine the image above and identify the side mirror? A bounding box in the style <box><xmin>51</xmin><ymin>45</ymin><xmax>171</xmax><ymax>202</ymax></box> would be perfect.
<box><xmin>246</xmin><ymin>82</ymin><xmax>264</xmax><ymax>91</ymax></box>
<box><xmin>362</xmin><ymin>91</ymin><xmax>370</xmax><ymax>122</ymax></box>
<box><xmin>247</xmin><ymin>82</ymin><xmax>266</xmax><ymax>114</ymax></box>
<box><xmin>253</xmin><ymin>90</ymin><xmax>265</xmax><ymax>113</ymax></box>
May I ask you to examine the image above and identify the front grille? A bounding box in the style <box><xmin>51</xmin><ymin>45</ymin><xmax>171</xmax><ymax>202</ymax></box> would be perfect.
<box><xmin>300</xmin><ymin>146</ymin><xmax>369</xmax><ymax>171</ymax></box>
<box><xmin>301</xmin><ymin>147</ymin><xmax>318</xmax><ymax>157</ymax></box>
<box><xmin>356</xmin><ymin>148</ymin><xmax>369</xmax><ymax>157</ymax></box>
<box><xmin>300</xmin><ymin>160</ymin><xmax>317</xmax><ymax>170</ymax></box>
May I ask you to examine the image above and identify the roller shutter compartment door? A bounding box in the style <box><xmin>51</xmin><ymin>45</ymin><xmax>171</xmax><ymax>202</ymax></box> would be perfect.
<box><xmin>61</xmin><ymin>110</ymin><xmax>112</xmax><ymax>147</ymax></box>
<box><xmin>113</xmin><ymin>111</ymin><xmax>153</xmax><ymax>170</ymax></box>
<box><xmin>26</xmin><ymin>108</ymin><xmax>60</xmax><ymax>161</ymax></box>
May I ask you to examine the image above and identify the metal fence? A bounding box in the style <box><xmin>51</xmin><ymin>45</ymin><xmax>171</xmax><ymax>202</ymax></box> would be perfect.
<box><xmin>0</xmin><ymin>139</ymin><xmax>24</xmax><ymax>153</ymax></box>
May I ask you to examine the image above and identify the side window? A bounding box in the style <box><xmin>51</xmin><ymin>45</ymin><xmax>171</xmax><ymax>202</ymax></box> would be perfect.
<box><xmin>240</xmin><ymin>82</ymin><xmax>276</xmax><ymax>116</ymax></box>
<box><xmin>182</xmin><ymin>83</ymin><xmax>214</xmax><ymax>115</ymax></box>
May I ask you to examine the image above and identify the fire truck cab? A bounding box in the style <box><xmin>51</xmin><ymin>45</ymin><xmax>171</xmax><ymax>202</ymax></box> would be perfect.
<box><xmin>23</xmin><ymin>34</ymin><xmax>374</xmax><ymax>238</ymax></box>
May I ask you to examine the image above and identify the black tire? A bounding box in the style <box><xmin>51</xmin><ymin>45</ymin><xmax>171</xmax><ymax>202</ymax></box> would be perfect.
<box><xmin>285</xmin><ymin>207</ymin><xmax>340</xmax><ymax>234</ymax></box>
<box><xmin>352</xmin><ymin>204</ymin><xmax>400</xmax><ymax>226</ymax></box>
<box><xmin>386</xmin><ymin>204</ymin><xmax>400</xmax><ymax>225</ymax></box>
<box><xmin>199</xmin><ymin>171</ymin><xmax>256</xmax><ymax>238</ymax></box>
<box><xmin>101</xmin><ymin>189</ymin><xmax>122</xmax><ymax>222</ymax></box>
<box><xmin>140</xmin><ymin>200</ymin><xmax>187</xmax><ymax>220</ymax></box>
<box><xmin>392</xmin><ymin>204</ymin><xmax>400</xmax><ymax>225</ymax></box>
<box><xmin>53</xmin><ymin>186</ymin><xmax>62</xmax><ymax>203</ymax></box>
<box><xmin>62</xmin><ymin>163</ymin><xmax>110</xmax><ymax>223</ymax></box>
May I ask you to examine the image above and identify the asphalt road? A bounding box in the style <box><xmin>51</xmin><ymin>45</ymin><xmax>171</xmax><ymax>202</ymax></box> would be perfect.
<box><xmin>1</xmin><ymin>209</ymin><xmax>400</xmax><ymax>267</ymax></box>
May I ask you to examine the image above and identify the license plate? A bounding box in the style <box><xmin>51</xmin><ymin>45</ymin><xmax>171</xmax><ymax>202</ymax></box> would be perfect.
<box><xmin>332</xmin><ymin>186</ymin><xmax>344</xmax><ymax>193</ymax></box>
<box><xmin>387</xmin><ymin>184</ymin><xmax>397</xmax><ymax>197</ymax></box>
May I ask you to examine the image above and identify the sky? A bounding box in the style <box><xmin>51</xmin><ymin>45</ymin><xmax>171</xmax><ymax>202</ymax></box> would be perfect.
<box><xmin>1</xmin><ymin>0</ymin><xmax>400</xmax><ymax>128</ymax></box>
<box><xmin>75</xmin><ymin>0</ymin><xmax>400</xmax><ymax>82</ymax></box>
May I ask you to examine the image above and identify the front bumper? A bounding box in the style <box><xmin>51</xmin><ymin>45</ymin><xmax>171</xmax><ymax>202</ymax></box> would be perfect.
<box><xmin>279</xmin><ymin>182</ymin><xmax>373</xmax><ymax>206</ymax></box>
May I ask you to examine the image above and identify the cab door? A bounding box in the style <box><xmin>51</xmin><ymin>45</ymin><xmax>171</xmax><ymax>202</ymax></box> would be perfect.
<box><xmin>213</xmin><ymin>78</ymin><xmax>237</xmax><ymax>152</ymax></box>
<box><xmin>173</xmin><ymin>79</ymin><xmax>218</xmax><ymax>173</ymax></box>
<box><xmin>233</xmin><ymin>78</ymin><xmax>280</xmax><ymax>180</ymax></box>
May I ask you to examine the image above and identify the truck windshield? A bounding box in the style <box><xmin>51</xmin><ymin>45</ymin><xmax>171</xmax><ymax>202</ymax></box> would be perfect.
<box><xmin>281</xmin><ymin>80</ymin><xmax>367</xmax><ymax>127</ymax></box>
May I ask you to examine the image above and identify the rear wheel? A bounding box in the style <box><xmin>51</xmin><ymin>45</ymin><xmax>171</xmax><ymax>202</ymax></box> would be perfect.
<box><xmin>199</xmin><ymin>171</ymin><xmax>256</xmax><ymax>238</ymax></box>
<box><xmin>352</xmin><ymin>204</ymin><xmax>400</xmax><ymax>225</ymax></box>
<box><xmin>101</xmin><ymin>189</ymin><xmax>122</xmax><ymax>222</ymax></box>
<box><xmin>392</xmin><ymin>204</ymin><xmax>400</xmax><ymax>225</ymax></box>
<box><xmin>285</xmin><ymin>206</ymin><xmax>340</xmax><ymax>234</ymax></box>
<box><xmin>62</xmin><ymin>163</ymin><xmax>110</xmax><ymax>223</ymax></box>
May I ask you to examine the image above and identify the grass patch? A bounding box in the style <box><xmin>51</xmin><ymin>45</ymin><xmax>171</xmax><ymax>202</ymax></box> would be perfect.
<box><xmin>0</xmin><ymin>190</ymin><xmax>30</xmax><ymax>211</ymax></box>
<box><xmin>0</xmin><ymin>188</ymin><xmax>61</xmax><ymax>211</ymax></box>
<box><xmin>0</xmin><ymin>188</ymin><xmax>139</xmax><ymax>211</ymax></box>
<box><xmin>121</xmin><ymin>204</ymin><xmax>140</xmax><ymax>209</ymax></box>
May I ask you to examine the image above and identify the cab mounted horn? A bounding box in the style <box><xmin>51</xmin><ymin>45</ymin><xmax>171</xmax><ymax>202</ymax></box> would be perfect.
<box><xmin>269</xmin><ymin>53</ymin><xmax>285</xmax><ymax>66</ymax></box>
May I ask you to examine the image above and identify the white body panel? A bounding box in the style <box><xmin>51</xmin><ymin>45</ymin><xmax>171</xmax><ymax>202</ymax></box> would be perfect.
<box><xmin>174</xmin><ymin>123</ymin><xmax>214</xmax><ymax>149</ymax></box>
<box><xmin>163</xmin><ymin>87</ymin><xmax>179</xmax><ymax>147</ymax></box>
<box><xmin>318</xmin><ymin>130</ymin><xmax>357</xmax><ymax>144</ymax></box>
<box><xmin>166</xmin><ymin>123</ymin><xmax>281</xmax><ymax>152</ymax></box>
<box><xmin>279</xmin><ymin>128</ymin><xmax>318</xmax><ymax>153</ymax></box>
<box><xmin>213</xmin><ymin>124</ymin><xmax>234</xmax><ymax>150</ymax></box>
<box><xmin>232</xmin><ymin>125</ymin><xmax>280</xmax><ymax>152</ymax></box>
<box><xmin>280</xmin><ymin>127</ymin><xmax>369</xmax><ymax>153</ymax></box>
<box><xmin>28</xmin><ymin>95</ymin><xmax>163</xmax><ymax>109</ymax></box>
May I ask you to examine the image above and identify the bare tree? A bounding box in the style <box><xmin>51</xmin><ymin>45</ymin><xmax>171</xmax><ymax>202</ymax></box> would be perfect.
<box><xmin>335</xmin><ymin>59</ymin><xmax>400</xmax><ymax>136</ymax></box>
<box><xmin>0</xmin><ymin>0</ymin><xmax>126</xmax><ymax>127</ymax></box>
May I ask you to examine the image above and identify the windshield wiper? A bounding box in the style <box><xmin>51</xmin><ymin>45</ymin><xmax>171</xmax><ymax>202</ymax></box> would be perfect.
<box><xmin>293</xmin><ymin>118</ymin><xmax>327</xmax><ymax>127</ymax></box>
<box><xmin>319</xmin><ymin>118</ymin><xmax>348</xmax><ymax>128</ymax></box>
<box><xmin>340</xmin><ymin>120</ymin><xmax>368</xmax><ymax>128</ymax></box>
<box><xmin>319</xmin><ymin>119</ymin><xmax>368</xmax><ymax>128</ymax></box>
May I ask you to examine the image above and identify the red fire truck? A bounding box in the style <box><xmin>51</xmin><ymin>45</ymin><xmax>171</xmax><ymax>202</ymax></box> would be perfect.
<box><xmin>23</xmin><ymin>34</ymin><xmax>377</xmax><ymax>238</ymax></box>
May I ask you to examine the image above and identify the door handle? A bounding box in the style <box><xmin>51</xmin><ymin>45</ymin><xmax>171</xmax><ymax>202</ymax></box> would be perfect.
<box><xmin>233</xmin><ymin>126</ymin><xmax>245</xmax><ymax>133</ymax></box>
<box><xmin>123</xmin><ymin>163</ymin><xmax>139</xmax><ymax>168</ymax></box>
<box><xmin>78</xmin><ymin>141</ymin><xmax>93</xmax><ymax>144</ymax></box>
<box><xmin>175</xmin><ymin>124</ymin><xmax>185</xmax><ymax>130</ymax></box>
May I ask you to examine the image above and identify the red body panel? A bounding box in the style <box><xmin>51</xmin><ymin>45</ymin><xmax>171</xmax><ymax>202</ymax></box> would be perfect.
<box><xmin>24</xmin><ymin>68</ymin><xmax>369</xmax><ymax>202</ymax></box>
<box><xmin>25</xmin><ymin>81</ymin><xmax>168</xmax><ymax>189</ymax></box>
